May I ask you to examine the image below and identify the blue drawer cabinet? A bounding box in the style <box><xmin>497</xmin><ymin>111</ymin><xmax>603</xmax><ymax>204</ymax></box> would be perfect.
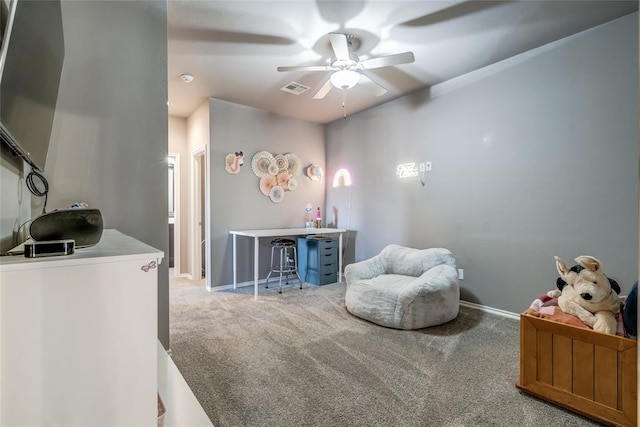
<box><xmin>297</xmin><ymin>236</ymin><xmax>338</xmax><ymax>285</ymax></box>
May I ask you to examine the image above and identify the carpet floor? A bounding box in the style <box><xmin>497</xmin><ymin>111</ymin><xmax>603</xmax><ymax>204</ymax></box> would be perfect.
<box><xmin>169</xmin><ymin>276</ymin><xmax>598</xmax><ymax>426</ymax></box>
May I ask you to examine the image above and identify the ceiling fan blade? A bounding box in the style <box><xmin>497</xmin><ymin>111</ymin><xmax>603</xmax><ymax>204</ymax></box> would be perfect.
<box><xmin>329</xmin><ymin>33</ymin><xmax>350</xmax><ymax>61</ymax></box>
<box><xmin>277</xmin><ymin>65</ymin><xmax>332</xmax><ymax>72</ymax></box>
<box><xmin>359</xmin><ymin>74</ymin><xmax>387</xmax><ymax>97</ymax></box>
<box><xmin>169</xmin><ymin>27</ymin><xmax>296</xmax><ymax>46</ymax></box>
<box><xmin>360</xmin><ymin>52</ymin><xmax>415</xmax><ymax>70</ymax></box>
<box><xmin>398</xmin><ymin>1</ymin><xmax>506</xmax><ymax>27</ymax></box>
<box><xmin>313</xmin><ymin>79</ymin><xmax>334</xmax><ymax>99</ymax></box>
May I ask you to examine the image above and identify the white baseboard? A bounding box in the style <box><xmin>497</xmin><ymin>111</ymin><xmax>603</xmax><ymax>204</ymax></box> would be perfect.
<box><xmin>459</xmin><ymin>300</ymin><xmax>520</xmax><ymax>321</ymax></box>
<box><xmin>210</xmin><ymin>278</ymin><xmax>344</xmax><ymax>292</ymax></box>
<box><xmin>205</xmin><ymin>282</ymin><xmax>520</xmax><ymax>320</ymax></box>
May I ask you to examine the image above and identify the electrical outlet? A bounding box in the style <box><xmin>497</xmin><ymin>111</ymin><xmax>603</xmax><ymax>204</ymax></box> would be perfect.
<box><xmin>425</xmin><ymin>161</ymin><xmax>432</xmax><ymax>172</ymax></box>
<box><xmin>458</xmin><ymin>269</ymin><xmax>464</xmax><ymax>280</ymax></box>
<box><xmin>419</xmin><ymin>162</ymin><xmax>425</xmax><ymax>172</ymax></box>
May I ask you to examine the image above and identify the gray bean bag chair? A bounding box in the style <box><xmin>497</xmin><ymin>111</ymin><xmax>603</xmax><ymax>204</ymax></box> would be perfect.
<box><xmin>344</xmin><ymin>245</ymin><xmax>459</xmax><ymax>329</ymax></box>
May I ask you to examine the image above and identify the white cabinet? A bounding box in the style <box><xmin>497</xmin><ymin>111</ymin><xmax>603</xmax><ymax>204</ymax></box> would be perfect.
<box><xmin>0</xmin><ymin>229</ymin><xmax>163</xmax><ymax>426</ymax></box>
<box><xmin>157</xmin><ymin>342</ymin><xmax>213</xmax><ymax>427</ymax></box>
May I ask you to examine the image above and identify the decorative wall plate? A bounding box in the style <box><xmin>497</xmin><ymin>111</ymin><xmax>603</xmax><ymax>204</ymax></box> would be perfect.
<box><xmin>251</xmin><ymin>151</ymin><xmax>275</xmax><ymax>177</ymax></box>
<box><xmin>306</xmin><ymin>164</ymin><xmax>323</xmax><ymax>181</ymax></box>
<box><xmin>267</xmin><ymin>161</ymin><xmax>279</xmax><ymax>176</ymax></box>
<box><xmin>287</xmin><ymin>177</ymin><xmax>298</xmax><ymax>191</ymax></box>
<box><xmin>269</xmin><ymin>186</ymin><xmax>285</xmax><ymax>203</ymax></box>
<box><xmin>274</xmin><ymin>154</ymin><xmax>289</xmax><ymax>171</ymax></box>
<box><xmin>259</xmin><ymin>175</ymin><xmax>277</xmax><ymax>196</ymax></box>
<box><xmin>285</xmin><ymin>153</ymin><xmax>302</xmax><ymax>176</ymax></box>
<box><xmin>276</xmin><ymin>171</ymin><xmax>291</xmax><ymax>190</ymax></box>
<box><xmin>253</xmin><ymin>151</ymin><xmax>301</xmax><ymax>202</ymax></box>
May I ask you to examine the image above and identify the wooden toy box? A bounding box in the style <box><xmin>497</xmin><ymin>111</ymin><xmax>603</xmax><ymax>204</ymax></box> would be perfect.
<box><xmin>517</xmin><ymin>313</ymin><xmax>637</xmax><ymax>426</ymax></box>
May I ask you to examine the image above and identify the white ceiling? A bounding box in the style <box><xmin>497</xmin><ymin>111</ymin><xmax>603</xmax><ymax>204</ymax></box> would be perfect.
<box><xmin>167</xmin><ymin>0</ymin><xmax>637</xmax><ymax>124</ymax></box>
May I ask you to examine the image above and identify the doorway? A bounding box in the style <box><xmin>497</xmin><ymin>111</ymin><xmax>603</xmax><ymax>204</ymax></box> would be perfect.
<box><xmin>191</xmin><ymin>145</ymin><xmax>211</xmax><ymax>289</ymax></box>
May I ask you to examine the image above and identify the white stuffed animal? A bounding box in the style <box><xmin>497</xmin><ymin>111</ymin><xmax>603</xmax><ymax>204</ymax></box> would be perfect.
<box><xmin>548</xmin><ymin>256</ymin><xmax>621</xmax><ymax>335</ymax></box>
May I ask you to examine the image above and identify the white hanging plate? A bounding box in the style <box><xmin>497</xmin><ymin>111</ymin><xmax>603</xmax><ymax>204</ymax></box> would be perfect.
<box><xmin>269</xmin><ymin>185</ymin><xmax>285</xmax><ymax>203</ymax></box>
<box><xmin>251</xmin><ymin>151</ymin><xmax>275</xmax><ymax>178</ymax></box>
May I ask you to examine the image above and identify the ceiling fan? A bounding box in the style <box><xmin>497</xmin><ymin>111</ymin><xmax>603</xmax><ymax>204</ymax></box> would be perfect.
<box><xmin>277</xmin><ymin>33</ymin><xmax>415</xmax><ymax>99</ymax></box>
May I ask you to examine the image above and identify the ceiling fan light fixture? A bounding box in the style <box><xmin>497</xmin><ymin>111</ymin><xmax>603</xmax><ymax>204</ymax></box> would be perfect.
<box><xmin>330</xmin><ymin>70</ymin><xmax>359</xmax><ymax>90</ymax></box>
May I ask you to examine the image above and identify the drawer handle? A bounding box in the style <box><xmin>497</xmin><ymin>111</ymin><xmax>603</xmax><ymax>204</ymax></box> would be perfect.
<box><xmin>141</xmin><ymin>261</ymin><xmax>157</xmax><ymax>272</ymax></box>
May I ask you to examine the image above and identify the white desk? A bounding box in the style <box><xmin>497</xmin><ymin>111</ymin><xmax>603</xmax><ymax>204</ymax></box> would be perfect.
<box><xmin>229</xmin><ymin>228</ymin><xmax>346</xmax><ymax>300</ymax></box>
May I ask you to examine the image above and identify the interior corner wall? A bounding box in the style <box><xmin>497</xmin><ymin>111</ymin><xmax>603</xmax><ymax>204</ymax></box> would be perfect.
<box><xmin>208</xmin><ymin>98</ymin><xmax>325</xmax><ymax>287</ymax></box>
<box><xmin>44</xmin><ymin>0</ymin><xmax>170</xmax><ymax>347</ymax></box>
<box><xmin>326</xmin><ymin>13</ymin><xmax>639</xmax><ymax>314</ymax></box>
<box><xmin>185</xmin><ymin>100</ymin><xmax>210</xmax><ymax>280</ymax></box>
<box><xmin>187</xmin><ymin>101</ymin><xmax>211</xmax><ymax>156</ymax></box>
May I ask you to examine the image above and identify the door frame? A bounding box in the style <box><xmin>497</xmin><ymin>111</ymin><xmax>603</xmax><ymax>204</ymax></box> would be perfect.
<box><xmin>168</xmin><ymin>152</ymin><xmax>181</xmax><ymax>277</ymax></box>
<box><xmin>191</xmin><ymin>145</ymin><xmax>211</xmax><ymax>290</ymax></box>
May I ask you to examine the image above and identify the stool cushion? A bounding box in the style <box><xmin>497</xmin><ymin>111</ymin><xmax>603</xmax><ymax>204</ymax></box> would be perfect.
<box><xmin>271</xmin><ymin>238</ymin><xmax>295</xmax><ymax>246</ymax></box>
<box><xmin>344</xmin><ymin>245</ymin><xmax>459</xmax><ymax>330</ymax></box>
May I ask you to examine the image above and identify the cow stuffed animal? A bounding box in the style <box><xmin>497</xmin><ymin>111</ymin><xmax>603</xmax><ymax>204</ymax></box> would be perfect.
<box><xmin>547</xmin><ymin>256</ymin><xmax>622</xmax><ymax>335</ymax></box>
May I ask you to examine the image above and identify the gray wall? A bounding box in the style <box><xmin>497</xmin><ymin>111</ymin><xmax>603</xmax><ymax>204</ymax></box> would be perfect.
<box><xmin>326</xmin><ymin>14</ymin><xmax>638</xmax><ymax>313</ymax></box>
<box><xmin>208</xmin><ymin>99</ymin><xmax>325</xmax><ymax>287</ymax></box>
<box><xmin>44</xmin><ymin>1</ymin><xmax>170</xmax><ymax>347</ymax></box>
<box><xmin>0</xmin><ymin>148</ymin><xmax>30</xmax><ymax>252</ymax></box>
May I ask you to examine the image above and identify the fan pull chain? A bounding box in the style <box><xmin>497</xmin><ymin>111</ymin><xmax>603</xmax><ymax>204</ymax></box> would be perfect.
<box><xmin>342</xmin><ymin>89</ymin><xmax>347</xmax><ymax>119</ymax></box>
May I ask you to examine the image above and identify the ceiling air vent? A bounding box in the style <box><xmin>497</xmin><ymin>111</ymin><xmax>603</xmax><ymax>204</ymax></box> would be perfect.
<box><xmin>280</xmin><ymin>81</ymin><xmax>310</xmax><ymax>95</ymax></box>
